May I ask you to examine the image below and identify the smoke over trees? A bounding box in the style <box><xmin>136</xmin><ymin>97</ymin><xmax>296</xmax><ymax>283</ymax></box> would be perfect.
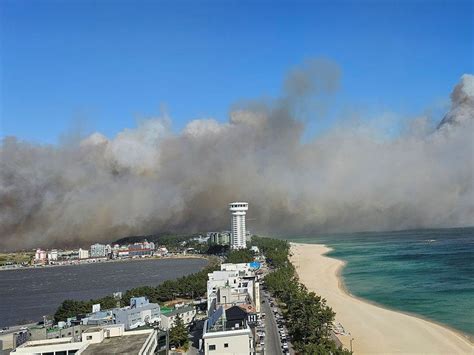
<box><xmin>1</xmin><ymin>61</ymin><xmax>473</xmax><ymax>251</ymax></box>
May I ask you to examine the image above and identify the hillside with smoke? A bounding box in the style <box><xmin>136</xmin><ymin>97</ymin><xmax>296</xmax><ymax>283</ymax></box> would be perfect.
<box><xmin>1</xmin><ymin>63</ymin><xmax>473</xmax><ymax>250</ymax></box>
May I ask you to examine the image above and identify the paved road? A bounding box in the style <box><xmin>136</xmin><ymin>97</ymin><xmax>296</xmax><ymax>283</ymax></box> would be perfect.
<box><xmin>262</xmin><ymin>293</ymin><xmax>283</xmax><ymax>355</ymax></box>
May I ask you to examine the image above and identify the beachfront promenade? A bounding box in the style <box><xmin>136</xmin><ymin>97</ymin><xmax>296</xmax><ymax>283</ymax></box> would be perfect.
<box><xmin>291</xmin><ymin>243</ymin><xmax>474</xmax><ymax>354</ymax></box>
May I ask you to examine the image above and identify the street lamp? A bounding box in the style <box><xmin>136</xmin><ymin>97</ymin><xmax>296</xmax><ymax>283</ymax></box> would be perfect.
<box><xmin>350</xmin><ymin>337</ymin><xmax>355</xmax><ymax>353</ymax></box>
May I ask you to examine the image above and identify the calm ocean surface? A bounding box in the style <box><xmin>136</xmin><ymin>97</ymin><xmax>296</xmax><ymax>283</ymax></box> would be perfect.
<box><xmin>287</xmin><ymin>227</ymin><xmax>474</xmax><ymax>337</ymax></box>
<box><xmin>0</xmin><ymin>258</ymin><xmax>208</xmax><ymax>327</ymax></box>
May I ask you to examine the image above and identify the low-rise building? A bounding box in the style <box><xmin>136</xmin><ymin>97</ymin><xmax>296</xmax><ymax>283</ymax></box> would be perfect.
<box><xmin>78</xmin><ymin>248</ymin><xmax>89</xmax><ymax>259</ymax></box>
<box><xmin>160</xmin><ymin>305</ymin><xmax>196</xmax><ymax>330</ymax></box>
<box><xmin>112</xmin><ymin>297</ymin><xmax>160</xmax><ymax>330</ymax></box>
<box><xmin>28</xmin><ymin>324</ymin><xmax>89</xmax><ymax>342</ymax></box>
<box><xmin>201</xmin><ymin>306</ymin><xmax>254</xmax><ymax>355</ymax></box>
<box><xmin>12</xmin><ymin>325</ymin><xmax>157</xmax><ymax>355</ymax></box>
<box><xmin>81</xmin><ymin>310</ymin><xmax>114</xmax><ymax>326</ymax></box>
<box><xmin>34</xmin><ymin>249</ymin><xmax>47</xmax><ymax>263</ymax></box>
<box><xmin>47</xmin><ymin>249</ymin><xmax>58</xmax><ymax>262</ymax></box>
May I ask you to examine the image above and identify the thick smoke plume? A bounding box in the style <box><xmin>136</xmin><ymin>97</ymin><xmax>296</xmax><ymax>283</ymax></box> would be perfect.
<box><xmin>1</xmin><ymin>63</ymin><xmax>473</xmax><ymax>251</ymax></box>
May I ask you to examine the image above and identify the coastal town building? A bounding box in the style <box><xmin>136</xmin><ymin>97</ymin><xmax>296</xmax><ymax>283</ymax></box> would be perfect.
<box><xmin>81</xmin><ymin>310</ymin><xmax>114</xmax><ymax>326</ymax></box>
<box><xmin>90</xmin><ymin>243</ymin><xmax>107</xmax><ymax>258</ymax></box>
<box><xmin>112</xmin><ymin>297</ymin><xmax>160</xmax><ymax>330</ymax></box>
<box><xmin>11</xmin><ymin>325</ymin><xmax>157</xmax><ymax>355</ymax></box>
<box><xmin>207</xmin><ymin>263</ymin><xmax>260</xmax><ymax>315</ymax></box>
<box><xmin>28</xmin><ymin>324</ymin><xmax>89</xmax><ymax>342</ymax></box>
<box><xmin>34</xmin><ymin>249</ymin><xmax>47</xmax><ymax>263</ymax></box>
<box><xmin>207</xmin><ymin>231</ymin><xmax>231</xmax><ymax>245</ymax></box>
<box><xmin>191</xmin><ymin>235</ymin><xmax>210</xmax><ymax>244</ymax></box>
<box><xmin>229</xmin><ymin>202</ymin><xmax>248</xmax><ymax>249</ymax></box>
<box><xmin>201</xmin><ymin>306</ymin><xmax>254</xmax><ymax>355</ymax></box>
<box><xmin>78</xmin><ymin>248</ymin><xmax>89</xmax><ymax>259</ymax></box>
<box><xmin>160</xmin><ymin>305</ymin><xmax>197</xmax><ymax>330</ymax></box>
<box><xmin>47</xmin><ymin>249</ymin><xmax>58</xmax><ymax>262</ymax></box>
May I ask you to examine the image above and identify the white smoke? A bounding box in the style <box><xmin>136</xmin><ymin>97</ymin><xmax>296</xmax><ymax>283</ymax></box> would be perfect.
<box><xmin>0</xmin><ymin>64</ymin><xmax>473</xmax><ymax>250</ymax></box>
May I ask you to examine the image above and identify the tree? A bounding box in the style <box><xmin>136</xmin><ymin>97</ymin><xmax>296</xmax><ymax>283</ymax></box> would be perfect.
<box><xmin>169</xmin><ymin>315</ymin><xmax>189</xmax><ymax>350</ymax></box>
<box><xmin>226</xmin><ymin>249</ymin><xmax>254</xmax><ymax>263</ymax></box>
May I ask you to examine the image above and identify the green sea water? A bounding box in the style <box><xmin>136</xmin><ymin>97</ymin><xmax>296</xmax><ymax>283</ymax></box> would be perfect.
<box><xmin>287</xmin><ymin>227</ymin><xmax>474</xmax><ymax>337</ymax></box>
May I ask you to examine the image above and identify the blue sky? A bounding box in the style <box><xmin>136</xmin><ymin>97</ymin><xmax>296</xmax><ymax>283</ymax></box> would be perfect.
<box><xmin>1</xmin><ymin>0</ymin><xmax>472</xmax><ymax>143</ymax></box>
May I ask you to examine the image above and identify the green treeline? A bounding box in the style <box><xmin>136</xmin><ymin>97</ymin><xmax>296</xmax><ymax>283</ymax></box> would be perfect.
<box><xmin>54</xmin><ymin>262</ymin><xmax>219</xmax><ymax>322</ymax></box>
<box><xmin>254</xmin><ymin>237</ymin><xmax>351</xmax><ymax>354</ymax></box>
<box><xmin>226</xmin><ymin>248</ymin><xmax>255</xmax><ymax>263</ymax></box>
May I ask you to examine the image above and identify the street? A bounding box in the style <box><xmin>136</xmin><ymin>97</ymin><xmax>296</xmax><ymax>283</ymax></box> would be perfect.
<box><xmin>261</xmin><ymin>291</ymin><xmax>283</xmax><ymax>355</ymax></box>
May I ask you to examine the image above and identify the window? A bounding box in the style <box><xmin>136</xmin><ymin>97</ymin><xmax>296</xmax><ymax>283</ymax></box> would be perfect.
<box><xmin>209</xmin><ymin>344</ymin><xmax>216</xmax><ymax>351</ymax></box>
<box><xmin>86</xmin><ymin>336</ymin><xmax>92</xmax><ymax>340</ymax></box>
<box><xmin>224</xmin><ymin>343</ymin><xmax>229</xmax><ymax>348</ymax></box>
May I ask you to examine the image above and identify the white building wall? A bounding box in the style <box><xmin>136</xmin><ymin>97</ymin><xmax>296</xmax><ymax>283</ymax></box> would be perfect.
<box><xmin>229</xmin><ymin>202</ymin><xmax>248</xmax><ymax>249</ymax></box>
<box><xmin>203</xmin><ymin>330</ymin><xmax>252</xmax><ymax>355</ymax></box>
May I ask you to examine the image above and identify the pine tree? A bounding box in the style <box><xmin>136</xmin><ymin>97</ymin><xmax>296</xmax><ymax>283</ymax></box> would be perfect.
<box><xmin>169</xmin><ymin>315</ymin><xmax>189</xmax><ymax>350</ymax></box>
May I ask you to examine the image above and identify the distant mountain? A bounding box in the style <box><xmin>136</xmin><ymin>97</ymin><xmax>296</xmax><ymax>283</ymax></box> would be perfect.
<box><xmin>438</xmin><ymin>74</ymin><xmax>474</xmax><ymax>129</ymax></box>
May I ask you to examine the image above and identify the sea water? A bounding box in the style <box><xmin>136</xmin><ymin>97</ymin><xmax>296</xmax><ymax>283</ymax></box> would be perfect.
<box><xmin>288</xmin><ymin>227</ymin><xmax>474</xmax><ymax>337</ymax></box>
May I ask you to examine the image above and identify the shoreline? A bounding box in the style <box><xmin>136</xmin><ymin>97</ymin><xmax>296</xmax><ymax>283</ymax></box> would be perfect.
<box><xmin>330</xmin><ymin>246</ymin><xmax>473</xmax><ymax>344</ymax></box>
<box><xmin>0</xmin><ymin>254</ymin><xmax>209</xmax><ymax>272</ymax></box>
<box><xmin>329</xmin><ymin>247</ymin><xmax>474</xmax><ymax>344</ymax></box>
<box><xmin>290</xmin><ymin>242</ymin><xmax>474</xmax><ymax>354</ymax></box>
<box><xmin>0</xmin><ymin>256</ymin><xmax>210</xmax><ymax>328</ymax></box>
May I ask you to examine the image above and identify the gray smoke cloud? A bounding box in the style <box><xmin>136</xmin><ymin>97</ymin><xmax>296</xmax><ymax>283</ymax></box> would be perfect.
<box><xmin>1</xmin><ymin>63</ymin><xmax>473</xmax><ymax>251</ymax></box>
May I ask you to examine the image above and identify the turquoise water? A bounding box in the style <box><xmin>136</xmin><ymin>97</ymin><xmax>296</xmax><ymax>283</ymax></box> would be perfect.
<box><xmin>287</xmin><ymin>227</ymin><xmax>474</xmax><ymax>337</ymax></box>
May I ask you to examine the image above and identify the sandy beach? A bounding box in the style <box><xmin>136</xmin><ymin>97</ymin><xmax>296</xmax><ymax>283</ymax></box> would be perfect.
<box><xmin>290</xmin><ymin>243</ymin><xmax>474</xmax><ymax>354</ymax></box>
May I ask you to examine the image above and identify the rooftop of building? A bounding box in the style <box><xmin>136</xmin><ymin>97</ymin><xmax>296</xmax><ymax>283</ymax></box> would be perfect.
<box><xmin>80</xmin><ymin>333</ymin><xmax>150</xmax><ymax>355</ymax></box>
<box><xmin>23</xmin><ymin>338</ymin><xmax>74</xmax><ymax>347</ymax></box>
<box><xmin>161</xmin><ymin>305</ymin><xmax>195</xmax><ymax>317</ymax></box>
<box><xmin>206</xmin><ymin>306</ymin><xmax>250</xmax><ymax>333</ymax></box>
<box><xmin>82</xmin><ymin>324</ymin><xmax>123</xmax><ymax>334</ymax></box>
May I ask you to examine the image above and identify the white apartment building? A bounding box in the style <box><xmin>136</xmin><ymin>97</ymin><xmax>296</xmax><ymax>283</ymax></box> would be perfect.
<box><xmin>78</xmin><ymin>248</ymin><xmax>89</xmax><ymax>259</ymax></box>
<box><xmin>202</xmin><ymin>306</ymin><xmax>254</xmax><ymax>355</ymax></box>
<box><xmin>47</xmin><ymin>249</ymin><xmax>58</xmax><ymax>262</ymax></box>
<box><xmin>207</xmin><ymin>263</ymin><xmax>260</xmax><ymax>315</ymax></box>
<box><xmin>90</xmin><ymin>243</ymin><xmax>106</xmax><ymax>258</ymax></box>
<box><xmin>112</xmin><ymin>297</ymin><xmax>160</xmax><ymax>330</ymax></box>
<box><xmin>229</xmin><ymin>202</ymin><xmax>248</xmax><ymax>249</ymax></box>
<box><xmin>160</xmin><ymin>305</ymin><xmax>196</xmax><ymax>330</ymax></box>
<box><xmin>34</xmin><ymin>249</ymin><xmax>47</xmax><ymax>263</ymax></box>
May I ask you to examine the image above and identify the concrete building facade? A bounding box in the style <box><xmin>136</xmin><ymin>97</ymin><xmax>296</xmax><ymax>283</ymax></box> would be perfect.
<box><xmin>12</xmin><ymin>325</ymin><xmax>157</xmax><ymax>355</ymax></box>
<box><xmin>160</xmin><ymin>305</ymin><xmax>196</xmax><ymax>330</ymax></box>
<box><xmin>229</xmin><ymin>202</ymin><xmax>248</xmax><ymax>249</ymax></box>
<box><xmin>202</xmin><ymin>306</ymin><xmax>254</xmax><ymax>355</ymax></box>
<box><xmin>78</xmin><ymin>248</ymin><xmax>89</xmax><ymax>259</ymax></box>
<box><xmin>90</xmin><ymin>243</ymin><xmax>106</xmax><ymax>258</ymax></box>
<box><xmin>112</xmin><ymin>297</ymin><xmax>160</xmax><ymax>330</ymax></box>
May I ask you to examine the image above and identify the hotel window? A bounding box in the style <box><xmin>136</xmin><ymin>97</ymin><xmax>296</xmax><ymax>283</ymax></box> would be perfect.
<box><xmin>224</xmin><ymin>343</ymin><xmax>229</xmax><ymax>348</ymax></box>
<box><xmin>209</xmin><ymin>344</ymin><xmax>216</xmax><ymax>351</ymax></box>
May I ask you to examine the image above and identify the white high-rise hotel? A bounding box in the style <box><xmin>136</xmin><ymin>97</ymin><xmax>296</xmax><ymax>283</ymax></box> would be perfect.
<box><xmin>229</xmin><ymin>202</ymin><xmax>248</xmax><ymax>249</ymax></box>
